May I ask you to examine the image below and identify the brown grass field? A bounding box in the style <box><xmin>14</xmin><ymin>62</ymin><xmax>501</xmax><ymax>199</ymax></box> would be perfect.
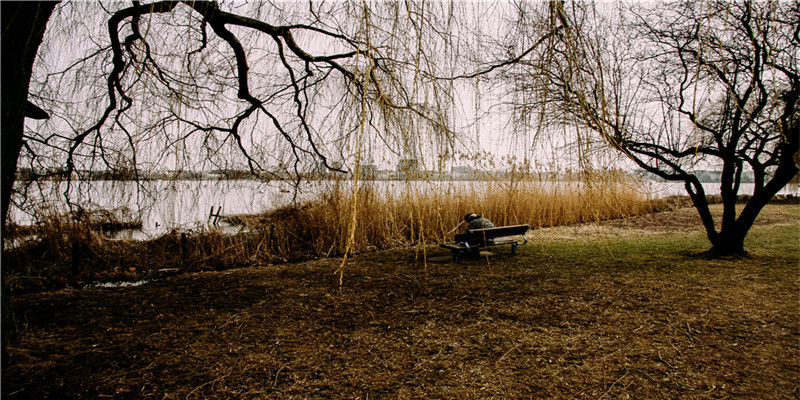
<box><xmin>3</xmin><ymin>202</ymin><xmax>799</xmax><ymax>399</ymax></box>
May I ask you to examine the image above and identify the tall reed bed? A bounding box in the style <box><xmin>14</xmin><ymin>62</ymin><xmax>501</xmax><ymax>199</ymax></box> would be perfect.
<box><xmin>5</xmin><ymin>173</ymin><xmax>662</xmax><ymax>294</ymax></box>
<box><xmin>324</xmin><ymin>172</ymin><xmax>656</xmax><ymax>284</ymax></box>
<box><xmin>239</xmin><ymin>171</ymin><xmax>660</xmax><ymax>258</ymax></box>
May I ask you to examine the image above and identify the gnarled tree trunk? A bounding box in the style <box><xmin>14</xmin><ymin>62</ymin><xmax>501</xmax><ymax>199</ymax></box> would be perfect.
<box><xmin>2</xmin><ymin>0</ymin><xmax>58</xmax><ymax>360</ymax></box>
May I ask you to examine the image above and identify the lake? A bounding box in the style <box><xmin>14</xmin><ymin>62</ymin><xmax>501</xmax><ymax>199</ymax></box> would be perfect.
<box><xmin>9</xmin><ymin>178</ymin><xmax>799</xmax><ymax>240</ymax></box>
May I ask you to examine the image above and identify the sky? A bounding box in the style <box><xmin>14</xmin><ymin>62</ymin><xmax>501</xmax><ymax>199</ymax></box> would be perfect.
<box><xmin>24</xmin><ymin>0</ymin><xmax>758</xmax><ymax>179</ymax></box>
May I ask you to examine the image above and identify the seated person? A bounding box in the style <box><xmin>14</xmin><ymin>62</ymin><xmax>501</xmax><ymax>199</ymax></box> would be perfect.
<box><xmin>464</xmin><ymin>213</ymin><xmax>494</xmax><ymax>231</ymax></box>
<box><xmin>461</xmin><ymin>213</ymin><xmax>495</xmax><ymax>254</ymax></box>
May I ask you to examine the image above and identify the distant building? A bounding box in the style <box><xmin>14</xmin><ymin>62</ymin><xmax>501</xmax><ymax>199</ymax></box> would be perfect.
<box><xmin>452</xmin><ymin>166</ymin><xmax>474</xmax><ymax>175</ymax></box>
<box><xmin>397</xmin><ymin>159</ymin><xmax>420</xmax><ymax>174</ymax></box>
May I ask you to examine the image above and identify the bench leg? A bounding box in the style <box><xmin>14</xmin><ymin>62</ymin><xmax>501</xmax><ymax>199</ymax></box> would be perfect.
<box><xmin>451</xmin><ymin>249</ymin><xmax>468</xmax><ymax>262</ymax></box>
<box><xmin>451</xmin><ymin>248</ymin><xmax>479</xmax><ymax>262</ymax></box>
<box><xmin>511</xmin><ymin>243</ymin><xmax>518</xmax><ymax>254</ymax></box>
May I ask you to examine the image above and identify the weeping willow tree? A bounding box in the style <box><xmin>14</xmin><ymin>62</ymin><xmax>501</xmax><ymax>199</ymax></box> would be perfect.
<box><xmin>4</xmin><ymin>0</ymin><xmax>510</xmax><ymax>344</ymax></box>
<box><xmin>7</xmin><ymin>0</ymin><xmax>583</xmax><ymax>343</ymax></box>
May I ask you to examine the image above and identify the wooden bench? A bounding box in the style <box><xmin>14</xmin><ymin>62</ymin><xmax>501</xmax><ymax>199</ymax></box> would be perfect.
<box><xmin>440</xmin><ymin>224</ymin><xmax>530</xmax><ymax>261</ymax></box>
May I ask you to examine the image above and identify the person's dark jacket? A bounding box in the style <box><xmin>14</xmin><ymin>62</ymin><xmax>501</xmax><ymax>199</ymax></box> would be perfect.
<box><xmin>467</xmin><ymin>216</ymin><xmax>494</xmax><ymax>231</ymax></box>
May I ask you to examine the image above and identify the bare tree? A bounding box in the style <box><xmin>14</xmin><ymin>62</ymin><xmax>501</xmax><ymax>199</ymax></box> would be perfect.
<box><xmin>505</xmin><ymin>0</ymin><xmax>798</xmax><ymax>255</ymax></box>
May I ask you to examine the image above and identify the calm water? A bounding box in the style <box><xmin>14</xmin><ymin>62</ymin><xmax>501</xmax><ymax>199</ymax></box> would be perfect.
<box><xmin>10</xmin><ymin>179</ymin><xmax>799</xmax><ymax>240</ymax></box>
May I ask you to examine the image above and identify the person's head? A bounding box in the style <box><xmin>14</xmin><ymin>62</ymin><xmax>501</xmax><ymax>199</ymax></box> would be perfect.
<box><xmin>464</xmin><ymin>213</ymin><xmax>479</xmax><ymax>222</ymax></box>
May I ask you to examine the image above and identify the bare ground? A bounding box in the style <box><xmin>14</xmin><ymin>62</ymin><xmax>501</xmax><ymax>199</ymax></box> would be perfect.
<box><xmin>3</xmin><ymin>204</ymin><xmax>799</xmax><ymax>399</ymax></box>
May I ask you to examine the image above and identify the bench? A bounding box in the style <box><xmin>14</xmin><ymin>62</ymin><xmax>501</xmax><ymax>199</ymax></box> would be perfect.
<box><xmin>440</xmin><ymin>224</ymin><xmax>530</xmax><ymax>261</ymax></box>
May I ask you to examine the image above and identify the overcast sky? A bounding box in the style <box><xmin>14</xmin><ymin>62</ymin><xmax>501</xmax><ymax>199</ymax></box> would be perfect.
<box><xmin>23</xmin><ymin>0</ymin><xmax>614</xmax><ymax>176</ymax></box>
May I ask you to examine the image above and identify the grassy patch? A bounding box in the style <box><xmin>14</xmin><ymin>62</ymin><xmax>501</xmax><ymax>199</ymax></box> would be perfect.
<box><xmin>745</xmin><ymin>223</ymin><xmax>800</xmax><ymax>254</ymax></box>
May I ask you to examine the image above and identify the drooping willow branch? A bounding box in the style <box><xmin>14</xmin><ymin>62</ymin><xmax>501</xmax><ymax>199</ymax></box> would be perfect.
<box><xmin>65</xmin><ymin>0</ymin><xmax>449</xmax><ymax>185</ymax></box>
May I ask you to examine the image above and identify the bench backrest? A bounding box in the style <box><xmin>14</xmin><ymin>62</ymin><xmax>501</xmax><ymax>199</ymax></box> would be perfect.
<box><xmin>454</xmin><ymin>224</ymin><xmax>530</xmax><ymax>245</ymax></box>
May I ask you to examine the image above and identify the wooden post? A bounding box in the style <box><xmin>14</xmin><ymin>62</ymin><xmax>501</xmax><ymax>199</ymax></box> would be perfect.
<box><xmin>208</xmin><ymin>206</ymin><xmax>223</xmax><ymax>226</ymax></box>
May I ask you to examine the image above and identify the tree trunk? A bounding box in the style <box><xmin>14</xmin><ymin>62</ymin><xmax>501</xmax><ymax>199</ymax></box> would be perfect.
<box><xmin>701</xmin><ymin>169</ymin><xmax>799</xmax><ymax>257</ymax></box>
<box><xmin>685</xmin><ymin>177</ymin><xmax>749</xmax><ymax>257</ymax></box>
<box><xmin>708</xmin><ymin>226</ymin><xmax>747</xmax><ymax>256</ymax></box>
<box><xmin>2</xmin><ymin>0</ymin><xmax>58</xmax><ymax>359</ymax></box>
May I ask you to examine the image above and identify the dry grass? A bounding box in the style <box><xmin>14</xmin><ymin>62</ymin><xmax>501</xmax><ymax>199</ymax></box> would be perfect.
<box><xmin>239</xmin><ymin>173</ymin><xmax>661</xmax><ymax>254</ymax></box>
<box><xmin>3</xmin><ymin>203</ymin><xmax>798</xmax><ymax>399</ymax></box>
<box><xmin>4</xmin><ymin>175</ymin><xmax>663</xmax><ymax>294</ymax></box>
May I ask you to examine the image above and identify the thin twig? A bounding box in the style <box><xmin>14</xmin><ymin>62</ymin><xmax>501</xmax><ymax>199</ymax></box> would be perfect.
<box><xmin>598</xmin><ymin>369</ymin><xmax>629</xmax><ymax>399</ymax></box>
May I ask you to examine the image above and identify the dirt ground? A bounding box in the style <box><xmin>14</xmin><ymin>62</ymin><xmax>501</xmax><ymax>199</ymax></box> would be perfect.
<box><xmin>3</xmin><ymin>204</ymin><xmax>799</xmax><ymax>399</ymax></box>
